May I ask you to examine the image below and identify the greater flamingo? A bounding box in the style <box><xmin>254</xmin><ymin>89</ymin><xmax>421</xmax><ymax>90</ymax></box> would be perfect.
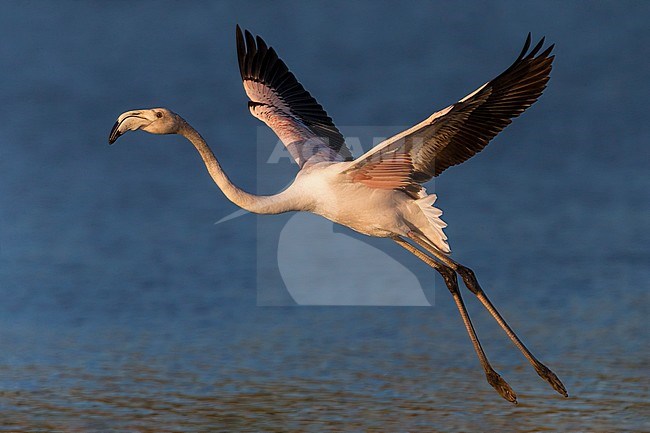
<box><xmin>108</xmin><ymin>26</ymin><xmax>567</xmax><ymax>403</ymax></box>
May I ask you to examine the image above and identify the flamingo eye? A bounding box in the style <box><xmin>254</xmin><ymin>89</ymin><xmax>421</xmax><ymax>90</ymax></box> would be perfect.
<box><xmin>156</xmin><ymin>112</ymin><xmax>163</xmax><ymax>118</ymax></box>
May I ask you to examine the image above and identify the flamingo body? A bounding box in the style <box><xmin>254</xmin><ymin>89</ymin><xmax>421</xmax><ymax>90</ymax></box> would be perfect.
<box><xmin>282</xmin><ymin>161</ymin><xmax>446</xmax><ymax>244</ymax></box>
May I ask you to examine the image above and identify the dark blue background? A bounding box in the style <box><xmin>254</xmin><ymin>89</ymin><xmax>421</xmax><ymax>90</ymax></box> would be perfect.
<box><xmin>0</xmin><ymin>1</ymin><xmax>648</xmax><ymax>430</ymax></box>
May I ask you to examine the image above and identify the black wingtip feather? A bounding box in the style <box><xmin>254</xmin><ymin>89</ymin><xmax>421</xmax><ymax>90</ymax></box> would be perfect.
<box><xmin>527</xmin><ymin>36</ymin><xmax>546</xmax><ymax>59</ymax></box>
<box><xmin>517</xmin><ymin>33</ymin><xmax>532</xmax><ymax>61</ymax></box>
<box><xmin>236</xmin><ymin>25</ymin><xmax>246</xmax><ymax>79</ymax></box>
<box><xmin>256</xmin><ymin>35</ymin><xmax>267</xmax><ymax>52</ymax></box>
<box><xmin>244</xmin><ymin>30</ymin><xmax>256</xmax><ymax>77</ymax></box>
<box><xmin>540</xmin><ymin>43</ymin><xmax>555</xmax><ymax>59</ymax></box>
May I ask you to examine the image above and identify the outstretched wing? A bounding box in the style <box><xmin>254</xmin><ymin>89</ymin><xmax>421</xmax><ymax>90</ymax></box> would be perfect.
<box><xmin>346</xmin><ymin>34</ymin><xmax>554</xmax><ymax>191</ymax></box>
<box><xmin>236</xmin><ymin>26</ymin><xmax>352</xmax><ymax>168</ymax></box>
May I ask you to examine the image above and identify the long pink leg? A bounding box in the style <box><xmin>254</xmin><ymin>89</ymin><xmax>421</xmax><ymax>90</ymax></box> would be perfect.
<box><xmin>407</xmin><ymin>232</ymin><xmax>567</xmax><ymax>397</ymax></box>
<box><xmin>393</xmin><ymin>236</ymin><xmax>518</xmax><ymax>403</ymax></box>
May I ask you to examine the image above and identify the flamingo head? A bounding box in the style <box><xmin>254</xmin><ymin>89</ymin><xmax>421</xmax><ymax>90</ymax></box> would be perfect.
<box><xmin>109</xmin><ymin>107</ymin><xmax>183</xmax><ymax>144</ymax></box>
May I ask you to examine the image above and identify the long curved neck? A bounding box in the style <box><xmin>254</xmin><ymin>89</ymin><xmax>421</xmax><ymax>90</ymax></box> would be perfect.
<box><xmin>179</xmin><ymin>121</ymin><xmax>294</xmax><ymax>215</ymax></box>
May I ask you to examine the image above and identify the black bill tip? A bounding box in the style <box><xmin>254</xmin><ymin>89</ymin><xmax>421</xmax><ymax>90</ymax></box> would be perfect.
<box><xmin>108</xmin><ymin>121</ymin><xmax>121</xmax><ymax>145</ymax></box>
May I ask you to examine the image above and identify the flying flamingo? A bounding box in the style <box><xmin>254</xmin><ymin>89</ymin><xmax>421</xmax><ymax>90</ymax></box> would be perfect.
<box><xmin>109</xmin><ymin>26</ymin><xmax>567</xmax><ymax>403</ymax></box>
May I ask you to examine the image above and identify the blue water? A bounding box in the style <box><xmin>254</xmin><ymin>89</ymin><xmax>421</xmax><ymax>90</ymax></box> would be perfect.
<box><xmin>1</xmin><ymin>1</ymin><xmax>648</xmax><ymax>431</ymax></box>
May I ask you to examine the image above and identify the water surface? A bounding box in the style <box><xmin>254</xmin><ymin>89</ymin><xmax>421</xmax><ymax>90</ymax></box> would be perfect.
<box><xmin>0</xmin><ymin>1</ymin><xmax>648</xmax><ymax>431</ymax></box>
